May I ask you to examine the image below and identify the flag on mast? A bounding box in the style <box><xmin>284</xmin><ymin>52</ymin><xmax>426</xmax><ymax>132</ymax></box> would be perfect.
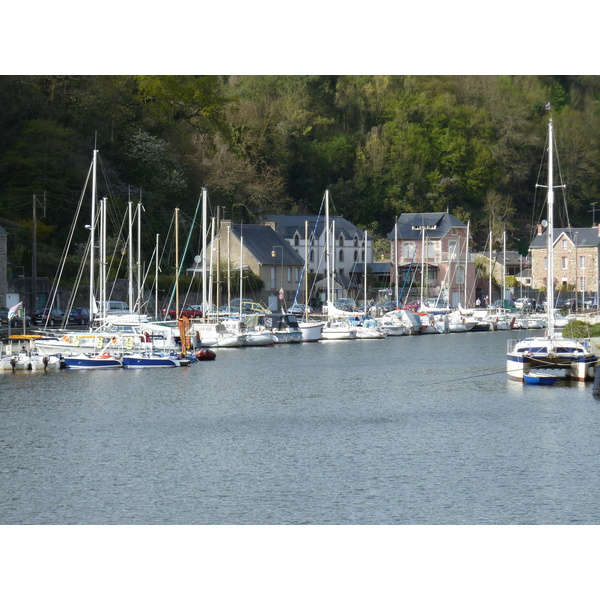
<box><xmin>8</xmin><ymin>302</ymin><xmax>22</xmax><ymax>320</ymax></box>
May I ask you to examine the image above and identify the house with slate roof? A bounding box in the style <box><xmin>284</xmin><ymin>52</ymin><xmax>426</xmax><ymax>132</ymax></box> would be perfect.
<box><xmin>388</xmin><ymin>212</ymin><xmax>476</xmax><ymax>307</ymax></box>
<box><xmin>529</xmin><ymin>224</ymin><xmax>600</xmax><ymax>299</ymax></box>
<box><xmin>189</xmin><ymin>220</ymin><xmax>304</xmax><ymax>310</ymax></box>
<box><xmin>263</xmin><ymin>214</ymin><xmax>375</xmax><ymax>302</ymax></box>
<box><xmin>263</xmin><ymin>214</ymin><xmax>372</xmax><ymax>279</ymax></box>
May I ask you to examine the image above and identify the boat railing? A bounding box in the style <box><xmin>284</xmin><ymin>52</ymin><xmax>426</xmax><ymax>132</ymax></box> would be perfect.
<box><xmin>507</xmin><ymin>338</ymin><xmax>519</xmax><ymax>354</ymax></box>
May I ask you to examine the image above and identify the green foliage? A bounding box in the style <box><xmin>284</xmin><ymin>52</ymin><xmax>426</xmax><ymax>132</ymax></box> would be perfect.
<box><xmin>562</xmin><ymin>319</ymin><xmax>598</xmax><ymax>339</ymax></box>
<box><xmin>4</xmin><ymin>75</ymin><xmax>600</xmax><ymax>283</ymax></box>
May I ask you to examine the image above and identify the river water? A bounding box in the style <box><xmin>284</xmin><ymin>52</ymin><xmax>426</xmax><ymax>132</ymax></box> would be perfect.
<box><xmin>2</xmin><ymin>329</ymin><xmax>600</xmax><ymax>525</ymax></box>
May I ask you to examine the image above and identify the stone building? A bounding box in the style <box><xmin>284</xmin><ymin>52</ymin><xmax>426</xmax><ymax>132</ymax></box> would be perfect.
<box><xmin>529</xmin><ymin>224</ymin><xmax>600</xmax><ymax>298</ymax></box>
<box><xmin>187</xmin><ymin>220</ymin><xmax>304</xmax><ymax>310</ymax></box>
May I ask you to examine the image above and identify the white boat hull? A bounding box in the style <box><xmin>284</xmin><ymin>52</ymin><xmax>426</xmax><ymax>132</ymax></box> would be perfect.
<box><xmin>0</xmin><ymin>354</ymin><xmax>61</xmax><ymax>371</ymax></box>
<box><xmin>299</xmin><ymin>322</ymin><xmax>324</xmax><ymax>342</ymax></box>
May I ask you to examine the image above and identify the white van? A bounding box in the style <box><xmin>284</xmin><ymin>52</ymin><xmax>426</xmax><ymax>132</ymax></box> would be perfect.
<box><xmin>103</xmin><ymin>301</ymin><xmax>130</xmax><ymax>315</ymax></box>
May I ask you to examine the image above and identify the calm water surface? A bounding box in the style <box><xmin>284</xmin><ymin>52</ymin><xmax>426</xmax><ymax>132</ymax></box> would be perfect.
<box><xmin>2</xmin><ymin>329</ymin><xmax>600</xmax><ymax>524</ymax></box>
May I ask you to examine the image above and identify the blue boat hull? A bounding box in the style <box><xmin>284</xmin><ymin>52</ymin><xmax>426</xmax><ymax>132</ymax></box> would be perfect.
<box><xmin>122</xmin><ymin>355</ymin><xmax>180</xmax><ymax>368</ymax></box>
<box><xmin>523</xmin><ymin>373</ymin><xmax>558</xmax><ymax>385</ymax></box>
<box><xmin>64</xmin><ymin>355</ymin><xmax>123</xmax><ymax>369</ymax></box>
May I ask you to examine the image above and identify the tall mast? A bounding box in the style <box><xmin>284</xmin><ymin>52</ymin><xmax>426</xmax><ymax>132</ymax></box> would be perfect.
<box><xmin>100</xmin><ymin>197</ymin><xmax>107</xmax><ymax>321</ymax></box>
<box><xmin>547</xmin><ymin>118</ymin><xmax>555</xmax><ymax>338</ymax></box>
<box><xmin>464</xmin><ymin>221</ymin><xmax>470</xmax><ymax>307</ymax></box>
<box><xmin>89</xmin><ymin>149</ymin><xmax>98</xmax><ymax>322</ymax></box>
<box><xmin>201</xmin><ymin>188</ymin><xmax>207</xmax><ymax>317</ymax></box>
<box><xmin>128</xmin><ymin>193</ymin><xmax>134</xmax><ymax>312</ymax></box>
<box><xmin>155</xmin><ymin>234</ymin><xmax>159</xmax><ymax>321</ymax></box>
<box><xmin>137</xmin><ymin>192</ymin><xmax>142</xmax><ymax>312</ymax></box>
<box><xmin>325</xmin><ymin>190</ymin><xmax>331</xmax><ymax>308</ymax></box>
<box><xmin>304</xmin><ymin>220</ymin><xmax>309</xmax><ymax>314</ymax></box>
<box><xmin>488</xmin><ymin>230</ymin><xmax>492</xmax><ymax>307</ymax></box>
<box><xmin>420</xmin><ymin>226</ymin><xmax>425</xmax><ymax>306</ymax></box>
<box><xmin>365</xmin><ymin>230</ymin><xmax>369</xmax><ymax>311</ymax></box>
<box><xmin>394</xmin><ymin>221</ymin><xmax>399</xmax><ymax>307</ymax></box>
<box><xmin>502</xmin><ymin>230</ymin><xmax>506</xmax><ymax>309</ymax></box>
<box><xmin>175</xmin><ymin>207</ymin><xmax>179</xmax><ymax>316</ymax></box>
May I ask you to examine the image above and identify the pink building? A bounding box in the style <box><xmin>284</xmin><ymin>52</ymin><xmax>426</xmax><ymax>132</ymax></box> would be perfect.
<box><xmin>388</xmin><ymin>212</ymin><xmax>476</xmax><ymax>307</ymax></box>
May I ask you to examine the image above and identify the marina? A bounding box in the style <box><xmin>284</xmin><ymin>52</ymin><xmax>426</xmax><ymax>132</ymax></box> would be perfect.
<box><xmin>2</xmin><ymin>328</ymin><xmax>600</xmax><ymax>526</ymax></box>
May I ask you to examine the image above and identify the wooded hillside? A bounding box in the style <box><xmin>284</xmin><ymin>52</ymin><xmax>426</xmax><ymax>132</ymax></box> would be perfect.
<box><xmin>2</xmin><ymin>75</ymin><xmax>600</xmax><ymax>277</ymax></box>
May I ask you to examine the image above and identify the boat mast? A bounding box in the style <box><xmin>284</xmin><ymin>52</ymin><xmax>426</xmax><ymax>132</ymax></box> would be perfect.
<box><xmin>201</xmin><ymin>188</ymin><xmax>207</xmax><ymax>317</ymax></box>
<box><xmin>464</xmin><ymin>220</ymin><xmax>470</xmax><ymax>307</ymax></box>
<box><xmin>128</xmin><ymin>193</ymin><xmax>134</xmax><ymax>313</ymax></box>
<box><xmin>304</xmin><ymin>220</ymin><xmax>309</xmax><ymax>316</ymax></box>
<box><xmin>209</xmin><ymin>216</ymin><xmax>215</xmax><ymax>314</ymax></box>
<box><xmin>394</xmin><ymin>221</ymin><xmax>399</xmax><ymax>307</ymax></box>
<box><xmin>488</xmin><ymin>230</ymin><xmax>492</xmax><ymax>307</ymax></box>
<box><xmin>175</xmin><ymin>207</ymin><xmax>179</xmax><ymax>317</ymax></box>
<box><xmin>332</xmin><ymin>219</ymin><xmax>336</xmax><ymax>302</ymax></box>
<box><xmin>365</xmin><ymin>229</ymin><xmax>369</xmax><ymax>312</ymax></box>
<box><xmin>420</xmin><ymin>226</ymin><xmax>425</xmax><ymax>306</ymax></box>
<box><xmin>239</xmin><ymin>233</ymin><xmax>244</xmax><ymax>318</ymax></box>
<box><xmin>137</xmin><ymin>192</ymin><xmax>142</xmax><ymax>313</ymax></box>
<box><xmin>325</xmin><ymin>190</ymin><xmax>331</xmax><ymax>309</ymax></box>
<box><xmin>89</xmin><ymin>149</ymin><xmax>98</xmax><ymax>323</ymax></box>
<box><xmin>546</xmin><ymin>118</ymin><xmax>555</xmax><ymax>338</ymax></box>
<box><xmin>155</xmin><ymin>234</ymin><xmax>159</xmax><ymax>321</ymax></box>
<box><xmin>502</xmin><ymin>230</ymin><xmax>506</xmax><ymax>309</ymax></box>
<box><xmin>100</xmin><ymin>196</ymin><xmax>107</xmax><ymax>321</ymax></box>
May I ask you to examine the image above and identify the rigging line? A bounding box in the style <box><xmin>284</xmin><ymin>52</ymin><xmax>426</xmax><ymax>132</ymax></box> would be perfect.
<box><xmin>429</xmin><ymin>366</ymin><xmax>526</xmax><ymax>385</ymax></box>
<box><xmin>43</xmin><ymin>160</ymin><xmax>94</xmax><ymax>316</ymax></box>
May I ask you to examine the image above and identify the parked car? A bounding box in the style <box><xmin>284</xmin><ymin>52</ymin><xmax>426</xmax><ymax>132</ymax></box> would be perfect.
<box><xmin>491</xmin><ymin>299</ymin><xmax>515</xmax><ymax>309</ymax></box>
<box><xmin>564</xmin><ymin>298</ymin><xmax>596</xmax><ymax>312</ymax></box>
<box><xmin>333</xmin><ymin>298</ymin><xmax>357</xmax><ymax>311</ymax></box>
<box><xmin>68</xmin><ymin>307</ymin><xmax>91</xmax><ymax>325</ymax></box>
<box><xmin>161</xmin><ymin>304</ymin><xmax>203</xmax><ymax>320</ymax></box>
<box><xmin>403</xmin><ymin>301</ymin><xmax>420</xmax><ymax>311</ymax></box>
<box><xmin>31</xmin><ymin>307</ymin><xmax>66</xmax><ymax>326</ymax></box>
<box><xmin>219</xmin><ymin>300</ymin><xmax>269</xmax><ymax>315</ymax></box>
<box><xmin>0</xmin><ymin>307</ymin><xmax>32</xmax><ymax>327</ymax></box>
<box><xmin>514</xmin><ymin>297</ymin><xmax>533</xmax><ymax>310</ymax></box>
<box><xmin>427</xmin><ymin>297</ymin><xmax>449</xmax><ymax>308</ymax></box>
<box><xmin>102</xmin><ymin>300</ymin><xmax>130</xmax><ymax>315</ymax></box>
<box><xmin>289</xmin><ymin>303</ymin><xmax>312</xmax><ymax>316</ymax></box>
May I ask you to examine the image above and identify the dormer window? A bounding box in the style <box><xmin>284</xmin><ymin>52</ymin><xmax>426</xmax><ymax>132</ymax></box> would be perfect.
<box><xmin>294</xmin><ymin>233</ymin><xmax>300</xmax><ymax>246</ymax></box>
<box><xmin>561</xmin><ymin>239</ymin><xmax>567</xmax><ymax>250</ymax></box>
<box><xmin>354</xmin><ymin>236</ymin><xmax>358</xmax><ymax>247</ymax></box>
<box><xmin>339</xmin><ymin>235</ymin><xmax>344</xmax><ymax>247</ymax></box>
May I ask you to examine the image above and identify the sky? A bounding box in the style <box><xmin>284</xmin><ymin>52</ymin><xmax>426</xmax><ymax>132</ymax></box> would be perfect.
<box><xmin>5</xmin><ymin>2</ymin><xmax>597</xmax><ymax>75</ymax></box>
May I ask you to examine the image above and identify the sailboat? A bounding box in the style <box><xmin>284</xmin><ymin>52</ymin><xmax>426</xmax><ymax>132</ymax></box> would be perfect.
<box><xmin>321</xmin><ymin>190</ymin><xmax>358</xmax><ymax>341</ymax></box>
<box><xmin>506</xmin><ymin>118</ymin><xmax>597</xmax><ymax>382</ymax></box>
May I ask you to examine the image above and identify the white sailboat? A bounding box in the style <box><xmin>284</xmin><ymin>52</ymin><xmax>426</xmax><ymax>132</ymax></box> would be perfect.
<box><xmin>506</xmin><ymin>118</ymin><xmax>597</xmax><ymax>381</ymax></box>
<box><xmin>321</xmin><ymin>190</ymin><xmax>359</xmax><ymax>341</ymax></box>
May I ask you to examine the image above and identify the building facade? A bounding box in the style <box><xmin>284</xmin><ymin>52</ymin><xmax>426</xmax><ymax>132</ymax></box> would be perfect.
<box><xmin>388</xmin><ymin>212</ymin><xmax>476</xmax><ymax>307</ymax></box>
<box><xmin>263</xmin><ymin>214</ymin><xmax>372</xmax><ymax>279</ymax></box>
<box><xmin>529</xmin><ymin>224</ymin><xmax>600</xmax><ymax>298</ymax></box>
<box><xmin>188</xmin><ymin>220</ymin><xmax>304</xmax><ymax>310</ymax></box>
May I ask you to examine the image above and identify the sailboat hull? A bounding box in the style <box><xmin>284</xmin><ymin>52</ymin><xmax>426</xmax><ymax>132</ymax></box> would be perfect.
<box><xmin>63</xmin><ymin>354</ymin><xmax>123</xmax><ymax>369</ymax></box>
<box><xmin>507</xmin><ymin>337</ymin><xmax>597</xmax><ymax>381</ymax></box>
<box><xmin>122</xmin><ymin>354</ymin><xmax>180</xmax><ymax>368</ymax></box>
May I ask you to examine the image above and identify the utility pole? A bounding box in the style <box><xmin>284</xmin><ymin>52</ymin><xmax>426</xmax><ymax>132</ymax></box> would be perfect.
<box><xmin>32</xmin><ymin>192</ymin><xmax>46</xmax><ymax>314</ymax></box>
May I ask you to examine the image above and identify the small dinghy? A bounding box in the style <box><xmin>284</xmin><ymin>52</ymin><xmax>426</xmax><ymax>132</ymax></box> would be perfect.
<box><xmin>195</xmin><ymin>348</ymin><xmax>216</xmax><ymax>361</ymax></box>
<box><xmin>523</xmin><ymin>373</ymin><xmax>559</xmax><ymax>385</ymax></box>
